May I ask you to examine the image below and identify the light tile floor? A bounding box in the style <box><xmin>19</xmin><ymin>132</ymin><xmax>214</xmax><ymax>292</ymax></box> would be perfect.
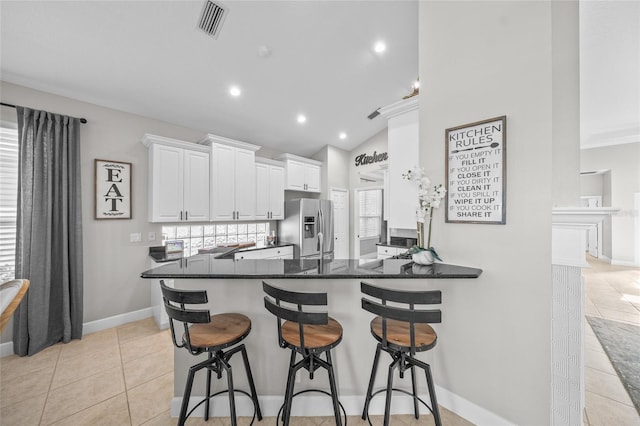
<box><xmin>583</xmin><ymin>256</ymin><xmax>640</xmax><ymax>426</ymax></box>
<box><xmin>2</xmin><ymin>256</ymin><xmax>638</xmax><ymax>425</ymax></box>
<box><xmin>0</xmin><ymin>317</ymin><xmax>470</xmax><ymax>425</ymax></box>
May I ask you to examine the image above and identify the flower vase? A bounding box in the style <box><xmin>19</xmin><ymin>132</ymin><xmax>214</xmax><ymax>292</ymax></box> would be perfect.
<box><xmin>412</xmin><ymin>250</ymin><xmax>435</xmax><ymax>265</ymax></box>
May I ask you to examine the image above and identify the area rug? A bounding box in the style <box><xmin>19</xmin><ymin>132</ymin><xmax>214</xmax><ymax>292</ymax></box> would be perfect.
<box><xmin>587</xmin><ymin>316</ymin><xmax>640</xmax><ymax>413</ymax></box>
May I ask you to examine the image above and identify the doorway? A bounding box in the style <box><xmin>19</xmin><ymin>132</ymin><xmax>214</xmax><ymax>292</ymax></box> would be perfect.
<box><xmin>353</xmin><ymin>187</ymin><xmax>383</xmax><ymax>261</ymax></box>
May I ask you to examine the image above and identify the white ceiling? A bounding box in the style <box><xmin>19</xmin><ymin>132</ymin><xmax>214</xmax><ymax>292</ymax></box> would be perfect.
<box><xmin>580</xmin><ymin>1</ymin><xmax>640</xmax><ymax>149</ymax></box>
<box><xmin>1</xmin><ymin>1</ymin><xmax>638</xmax><ymax>155</ymax></box>
<box><xmin>0</xmin><ymin>0</ymin><xmax>418</xmax><ymax>157</ymax></box>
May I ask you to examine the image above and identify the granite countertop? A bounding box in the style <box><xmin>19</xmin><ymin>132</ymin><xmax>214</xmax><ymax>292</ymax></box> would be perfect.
<box><xmin>141</xmin><ymin>255</ymin><xmax>482</xmax><ymax>279</ymax></box>
<box><xmin>149</xmin><ymin>242</ymin><xmax>295</xmax><ymax>263</ymax></box>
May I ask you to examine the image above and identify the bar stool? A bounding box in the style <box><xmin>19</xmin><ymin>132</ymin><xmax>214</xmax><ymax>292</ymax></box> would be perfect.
<box><xmin>262</xmin><ymin>281</ymin><xmax>345</xmax><ymax>426</ymax></box>
<box><xmin>160</xmin><ymin>280</ymin><xmax>262</xmax><ymax>426</ymax></box>
<box><xmin>360</xmin><ymin>281</ymin><xmax>442</xmax><ymax>426</ymax></box>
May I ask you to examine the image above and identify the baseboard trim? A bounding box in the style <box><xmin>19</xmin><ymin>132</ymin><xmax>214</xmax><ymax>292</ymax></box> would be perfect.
<box><xmin>1</xmin><ymin>307</ymin><xmax>154</xmax><ymax>357</ymax></box>
<box><xmin>171</xmin><ymin>386</ymin><xmax>513</xmax><ymax>425</ymax></box>
<box><xmin>82</xmin><ymin>307</ymin><xmax>153</xmax><ymax>336</ymax></box>
<box><xmin>611</xmin><ymin>258</ymin><xmax>640</xmax><ymax>267</ymax></box>
<box><xmin>0</xmin><ymin>341</ymin><xmax>13</xmax><ymax>357</ymax></box>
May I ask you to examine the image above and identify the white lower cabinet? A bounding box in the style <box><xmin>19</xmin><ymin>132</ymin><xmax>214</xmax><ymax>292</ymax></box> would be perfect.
<box><xmin>377</xmin><ymin>245</ymin><xmax>401</xmax><ymax>260</ymax></box>
<box><xmin>234</xmin><ymin>246</ymin><xmax>294</xmax><ymax>260</ymax></box>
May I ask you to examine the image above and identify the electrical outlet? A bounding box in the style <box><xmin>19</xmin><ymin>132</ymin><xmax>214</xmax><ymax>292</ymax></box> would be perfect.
<box><xmin>130</xmin><ymin>232</ymin><xmax>142</xmax><ymax>243</ymax></box>
<box><xmin>148</xmin><ymin>232</ymin><xmax>156</xmax><ymax>242</ymax></box>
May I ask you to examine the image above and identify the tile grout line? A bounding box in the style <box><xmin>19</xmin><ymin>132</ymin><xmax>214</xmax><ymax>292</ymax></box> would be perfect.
<box><xmin>116</xmin><ymin>327</ymin><xmax>135</xmax><ymax>426</ymax></box>
<box><xmin>38</xmin><ymin>347</ymin><xmax>62</xmax><ymax>426</ymax></box>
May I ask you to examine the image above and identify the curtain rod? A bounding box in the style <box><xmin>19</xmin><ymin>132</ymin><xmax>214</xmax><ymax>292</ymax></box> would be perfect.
<box><xmin>1</xmin><ymin>102</ymin><xmax>87</xmax><ymax>124</ymax></box>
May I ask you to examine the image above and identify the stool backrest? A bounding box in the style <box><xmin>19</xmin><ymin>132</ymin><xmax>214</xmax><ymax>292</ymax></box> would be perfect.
<box><xmin>360</xmin><ymin>281</ymin><xmax>441</xmax><ymax>354</ymax></box>
<box><xmin>160</xmin><ymin>280</ymin><xmax>210</xmax><ymax>354</ymax></box>
<box><xmin>262</xmin><ymin>281</ymin><xmax>328</xmax><ymax>352</ymax></box>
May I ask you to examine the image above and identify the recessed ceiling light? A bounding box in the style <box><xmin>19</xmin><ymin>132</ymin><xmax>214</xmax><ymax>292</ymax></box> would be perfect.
<box><xmin>229</xmin><ymin>86</ymin><xmax>241</xmax><ymax>97</ymax></box>
<box><xmin>297</xmin><ymin>114</ymin><xmax>307</xmax><ymax>124</ymax></box>
<box><xmin>373</xmin><ymin>41</ymin><xmax>386</xmax><ymax>54</ymax></box>
<box><xmin>339</xmin><ymin>132</ymin><xmax>347</xmax><ymax>140</ymax></box>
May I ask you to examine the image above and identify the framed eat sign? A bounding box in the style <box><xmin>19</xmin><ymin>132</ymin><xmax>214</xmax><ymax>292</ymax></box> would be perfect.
<box><xmin>95</xmin><ymin>159</ymin><xmax>132</xmax><ymax>219</ymax></box>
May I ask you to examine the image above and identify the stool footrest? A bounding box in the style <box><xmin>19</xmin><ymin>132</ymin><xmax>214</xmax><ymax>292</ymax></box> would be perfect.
<box><xmin>277</xmin><ymin>389</ymin><xmax>347</xmax><ymax>424</ymax></box>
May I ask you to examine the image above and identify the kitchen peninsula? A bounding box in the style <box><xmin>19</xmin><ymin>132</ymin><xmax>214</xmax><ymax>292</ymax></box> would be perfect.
<box><xmin>141</xmin><ymin>256</ymin><xmax>482</xmax><ymax>418</ymax></box>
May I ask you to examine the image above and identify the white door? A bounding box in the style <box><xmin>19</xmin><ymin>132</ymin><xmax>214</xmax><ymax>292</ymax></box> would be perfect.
<box><xmin>331</xmin><ymin>188</ymin><xmax>349</xmax><ymax>259</ymax></box>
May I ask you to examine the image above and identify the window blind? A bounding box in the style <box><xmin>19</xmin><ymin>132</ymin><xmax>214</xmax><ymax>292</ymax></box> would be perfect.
<box><xmin>358</xmin><ymin>189</ymin><xmax>382</xmax><ymax>238</ymax></box>
<box><xmin>0</xmin><ymin>125</ymin><xmax>18</xmax><ymax>281</ymax></box>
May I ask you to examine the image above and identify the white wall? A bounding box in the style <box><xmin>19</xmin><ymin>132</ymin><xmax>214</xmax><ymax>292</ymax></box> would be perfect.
<box><xmin>312</xmin><ymin>144</ymin><xmax>350</xmax><ymax>200</ymax></box>
<box><xmin>581</xmin><ymin>142</ymin><xmax>640</xmax><ymax>265</ymax></box>
<box><xmin>0</xmin><ymin>81</ymin><xmax>205</xmax><ymax>342</ymax></box>
<box><xmin>418</xmin><ymin>2</ymin><xmax>578</xmax><ymax>424</ymax></box>
<box><xmin>348</xmin><ymin>129</ymin><xmax>388</xmax><ymax>258</ymax></box>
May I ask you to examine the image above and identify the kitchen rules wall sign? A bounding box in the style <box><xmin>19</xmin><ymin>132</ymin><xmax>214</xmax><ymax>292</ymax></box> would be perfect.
<box><xmin>95</xmin><ymin>159</ymin><xmax>132</xmax><ymax>219</ymax></box>
<box><xmin>445</xmin><ymin>116</ymin><xmax>506</xmax><ymax>224</ymax></box>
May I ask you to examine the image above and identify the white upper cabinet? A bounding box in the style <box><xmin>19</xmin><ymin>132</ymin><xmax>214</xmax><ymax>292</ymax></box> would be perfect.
<box><xmin>380</xmin><ymin>97</ymin><xmax>419</xmax><ymax>230</ymax></box>
<box><xmin>142</xmin><ymin>134</ymin><xmax>210</xmax><ymax>223</ymax></box>
<box><xmin>199</xmin><ymin>134</ymin><xmax>261</xmax><ymax>221</ymax></box>
<box><xmin>276</xmin><ymin>153</ymin><xmax>322</xmax><ymax>192</ymax></box>
<box><xmin>255</xmin><ymin>159</ymin><xmax>285</xmax><ymax>220</ymax></box>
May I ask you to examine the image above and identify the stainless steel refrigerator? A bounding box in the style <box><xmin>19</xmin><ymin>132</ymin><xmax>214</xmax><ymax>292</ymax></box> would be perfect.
<box><xmin>279</xmin><ymin>199</ymin><xmax>334</xmax><ymax>259</ymax></box>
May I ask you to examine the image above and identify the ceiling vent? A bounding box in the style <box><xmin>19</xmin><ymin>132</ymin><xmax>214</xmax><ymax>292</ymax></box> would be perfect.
<box><xmin>198</xmin><ymin>1</ymin><xmax>227</xmax><ymax>39</ymax></box>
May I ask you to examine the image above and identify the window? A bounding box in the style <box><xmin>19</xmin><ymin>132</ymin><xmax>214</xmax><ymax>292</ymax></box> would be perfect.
<box><xmin>0</xmin><ymin>124</ymin><xmax>18</xmax><ymax>281</ymax></box>
<box><xmin>161</xmin><ymin>223</ymin><xmax>271</xmax><ymax>256</ymax></box>
<box><xmin>358</xmin><ymin>189</ymin><xmax>382</xmax><ymax>238</ymax></box>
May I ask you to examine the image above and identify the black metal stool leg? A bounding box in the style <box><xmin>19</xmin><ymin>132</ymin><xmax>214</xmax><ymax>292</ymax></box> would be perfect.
<box><xmin>240</xmin><ymin>345</ymin><xmax>263</xmax><ymax>420</ymax></box>
<box><xmin>362</xmin><ymin>343</ymin><xmax>382</xmax><ymax>420</ymax></box>
<box><xmin>325</xmin><ymin>351</ymin><xmax>342</xmax><ymax>426</ymax></box>
<box><xmin>205</xmin><ymin>352</ymin><xmax>213</xmax><ymax>421</ymax></box>
<box><xmin>384</xmin><ymin>359</ymin><xmax>399</xmax><ymax>426</ymax></box>
<box><xmin>410</xmin><ymin>365</ymin><xmax>419</xmax><ymax>419</ymax></box>
<box><xmin>282</xmin><ymin>350</ymin><xmax>298</xmax><ymax>426</ymax></box>
<box><xmin>424</xmin><ymin>363</ymin><xmax>442</xmax><ymax>426</ymax></box>
<box><xmin>178</xmin><ymin>365</ymin><xmax>198</xmax><ymax>426</ymax></box>
<box><xmin>221</xmin><ymin>361</ymin><xmax>237</xmax><ymax>426</ymax></box>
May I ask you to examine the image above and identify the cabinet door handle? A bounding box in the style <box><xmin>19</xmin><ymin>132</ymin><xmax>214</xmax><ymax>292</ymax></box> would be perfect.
<box><xmin>185</xmin><ymin>211</ymin><xmax>188</xmax><ymax>221</ymax></box>
<box><xmin>180</xmin><ymin>211</ymin><xmax>183</xmax><ymax>221</ymax></box>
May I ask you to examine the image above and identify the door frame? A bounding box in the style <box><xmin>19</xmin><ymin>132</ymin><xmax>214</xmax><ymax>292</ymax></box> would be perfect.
<box><xmin>330</xmin><ymin>187</ymin><xmax>349</xmax><ymax>259</ymax></box>
<box><xmin>353</xmin><ymin>186</ymin><xmax>383</xmax><ymax>260</ymax></box>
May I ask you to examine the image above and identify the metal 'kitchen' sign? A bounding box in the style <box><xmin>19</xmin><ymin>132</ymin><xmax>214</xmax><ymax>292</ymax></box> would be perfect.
<box><xmin>354</xmin><ymin>151</ymin><xmax>388</xmax><ymax>167</ymax></box>
<box><xmin>95</xmin><ymin>159</ymin><xmax>132</xmax><ymax>219</ymax></box>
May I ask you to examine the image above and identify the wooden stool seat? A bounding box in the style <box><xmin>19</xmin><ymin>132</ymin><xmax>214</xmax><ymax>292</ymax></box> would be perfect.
<box><xmin>263</xmin><ymin>281</ymin><xmax>344</xmax><ymax>425</ymax></box>
<box><xmin>281</xmin><ymin>317</ymin><xmax>343</xmax><ymax>350</ymax></box>
<box><xmin>160</xmin><ymin>281</ymin><xmax>262</xmax><ymax>426</ymax></box>
<box><xmin>185</xmin><ymin>313</ymin><xmax>251</xmax><ymax>350</ymax></box>
<box><xmin>361</xmin><ymin>282</ymin><xmax>443</xmax><ymax>426</ymax></box>
<box><xmin>370</xmin><ymin>317</ymin><xmax>437</xmax><ymax>352</ymax></box>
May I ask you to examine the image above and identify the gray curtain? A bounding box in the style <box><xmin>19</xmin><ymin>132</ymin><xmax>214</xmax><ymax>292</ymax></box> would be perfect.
<box><xmin>13</xmin><ymin>107</ymin><xmax>83</xmax><ymax>356</ymax></box>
